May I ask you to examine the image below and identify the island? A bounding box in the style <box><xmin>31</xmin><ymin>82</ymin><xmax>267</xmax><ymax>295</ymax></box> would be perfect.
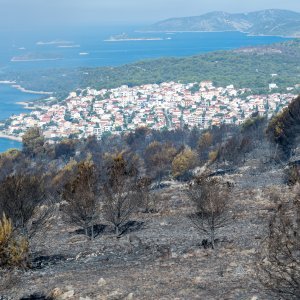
<box><xmin>11</xmin><ymin>53</ymin><xmax>63</xmax><ymax>62</ymax></box>
<box><xmin>36</xmin><ymin>40</ymin><xmax>73</xmax><ymax>46</ymax></box>
<box><xmin>104</xmin><ymin>33</ymin><xmax>163</xmax><ymax>42</ymax></box>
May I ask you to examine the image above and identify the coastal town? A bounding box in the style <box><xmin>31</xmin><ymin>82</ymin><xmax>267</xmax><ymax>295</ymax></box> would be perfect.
<box><xmin>0</xmin><ymin>81</ymin><xmax>297</xmax><ymax>142</ymax></box>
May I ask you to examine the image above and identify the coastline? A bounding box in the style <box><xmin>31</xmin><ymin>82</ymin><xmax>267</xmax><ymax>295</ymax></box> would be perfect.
<box><xmin>0</xmin><ymin>133</ymin><xmax>22</xmax><ymax>142</ymax></box>
<box><xmin>104</xmin><ymin>38</ymin><xmax>163</xmax><ymax>42</ymax></box>
<box><xmin>11</xmin><ymin>58</ymin><xmax>62</xmax><ymax>62</ymax></box>
<box><xmin>15</xmin><ymin>101</ymin><xmax>36</xmax><ymax>110</ymax></box>
<box><xmin>136</xmin><ymin>30</ymin><xmax>240</xmax><ymax>33</ymax></box>
<box><xmin>0</xmin><ymin>81</ymin><xmax>53</xmax><ymax>95</ymax></box>
<box><xmin>11</xmin><ymin>84</ymin><xmax>53</xmax><ymax>95</ymax></box>
<box><xmin>136</xmin><ymin>29</ymin><xmax>298</xmax><ymax>38</ymax></box>
<box><xmin>0</xmin><ymin>80</ymin><xmax>17</xmax><ymax>84</ymax></box>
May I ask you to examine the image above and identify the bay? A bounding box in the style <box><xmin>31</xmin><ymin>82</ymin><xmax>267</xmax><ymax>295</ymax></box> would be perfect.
<box><xmin>0</xmin><ymin>84</ymin><xmax>41</xmax><ymax>121</ymax></box>
<box><xmin>0</xmin><ymin>84</ymin><xmax>41</xmax><ymax>152</ymax></box>
<box><xmin>0</xmin><ymin>28</ymin><xmax>289</xmax><ymax>71</ymax></box>
<box><xmin>0</xmin><ymin>27</ymin><xmax>290</xmax><ymax>152</ymax></box>
<box><xmin>0</xmin><ymin>137</ymin><xmax>21</xmax><ymax>152</ymax></box>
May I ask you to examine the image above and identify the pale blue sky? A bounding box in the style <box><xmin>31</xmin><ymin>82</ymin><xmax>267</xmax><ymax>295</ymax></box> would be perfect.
<box><xmin>1</xmin><ymin>0</ymin><xmax>300</xmax><ymax>29</ymax></box>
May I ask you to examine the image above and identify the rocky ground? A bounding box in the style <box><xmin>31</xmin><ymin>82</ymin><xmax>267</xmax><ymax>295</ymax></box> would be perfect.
<box><xmin>0</xmin><ymin>159</ymin><xmax>290</xmax><ymax>300</ymax></box>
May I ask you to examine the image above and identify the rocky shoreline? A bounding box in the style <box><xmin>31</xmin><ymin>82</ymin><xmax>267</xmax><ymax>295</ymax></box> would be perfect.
<box><xmin>0</xmin><ymin>133</ymin><xmax>22</xmax><ymax>142</ymax></box>
<box><xmin>11</xmin><ymin>84</ymin><xmax>53</xmax><ymax>95</ymax></box>
<box><xmin>0</xmin><ymin>80</ymin><xmax>53</xmax><ymax>95</ymax></box>
<box><xmin>15</xmin><ymin>101</ymin><xmax>36</xmax><ymax>110</ymax></box>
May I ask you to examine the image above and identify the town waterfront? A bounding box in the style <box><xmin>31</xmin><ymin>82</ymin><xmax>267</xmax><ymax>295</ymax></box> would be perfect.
<box><xmin>0</xmin><ymin>28</ymin><xmax>290</xmax><ymax>152</ymax></box>
<box><xmin>0</xmin><ymin>84</ymin><xmax>41</xmax><ymax>152</ymax></box>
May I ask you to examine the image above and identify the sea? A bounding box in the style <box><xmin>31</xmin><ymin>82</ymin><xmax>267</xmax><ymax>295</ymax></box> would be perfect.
<box><xmin>0</xmin><ymin>26</ymin><xmax>290</xmax><ymax>152</ymax></box>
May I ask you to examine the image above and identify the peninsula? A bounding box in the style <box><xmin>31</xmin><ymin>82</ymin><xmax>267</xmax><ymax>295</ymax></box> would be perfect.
<box><xmin>3</xmin><ymin>39</ymin><xmax>300</xmax><ymax>97</ymax></box>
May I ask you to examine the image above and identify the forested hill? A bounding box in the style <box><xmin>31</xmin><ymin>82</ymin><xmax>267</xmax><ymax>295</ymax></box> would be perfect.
<box><xmin>144</xmin><ymin>9</ymin><xmax>300</xmax><ymax>37</ymax></box>
<box><xmin>3</xmin><ymin>39</ymin><xmax>300</xmax><ymax>99</ymax></box>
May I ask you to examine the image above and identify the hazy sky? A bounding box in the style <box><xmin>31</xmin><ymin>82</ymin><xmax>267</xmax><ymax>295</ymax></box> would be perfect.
<box><xmin>1</xmin><ymin>0</ymin><xmax>300</xmax><ymax>29</ymax></box>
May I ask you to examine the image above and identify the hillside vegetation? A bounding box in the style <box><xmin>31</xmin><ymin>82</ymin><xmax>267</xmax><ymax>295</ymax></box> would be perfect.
<box><xmin>2</xmin><ymin>39</ymin><xmax>300</xmax><ymax>99</ymax></box>
<box><xmin>145</xmin><ymin>9</ymin><xmax>300</xmax><ymax>37</ymax></box>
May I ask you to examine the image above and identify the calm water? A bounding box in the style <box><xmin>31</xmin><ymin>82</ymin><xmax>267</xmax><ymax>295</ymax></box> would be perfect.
<box><xmin>0</xmin><ymin>28</ymin><xmax>289</xmax><ymax>71</ymax></box>
<box><xmin>0</xmin><ymin>27</ymin><xmax>290</xmax><ymax>152</ymax></box>
<box><xmin>0</xmin><ymin>84</ymin><xmax>40</xmax><ymax>121</ymax></box>
<box><xmin>0</xmin><ymin>137</ymin><xmax>21</xmax><ymax>152</ymax></box>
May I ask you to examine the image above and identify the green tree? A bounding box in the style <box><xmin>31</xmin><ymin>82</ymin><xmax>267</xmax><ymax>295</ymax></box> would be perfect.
<box><xmin>22</xmin><ymin>127</ymin><xmax>45</xmax><ymax>158</ymax></box>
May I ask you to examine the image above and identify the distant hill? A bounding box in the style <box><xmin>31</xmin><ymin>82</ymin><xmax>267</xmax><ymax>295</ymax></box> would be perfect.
<box><xmin>143</xmin><ymin>9</ymin><xmax>300</xmax><ymax>37</ymax></box>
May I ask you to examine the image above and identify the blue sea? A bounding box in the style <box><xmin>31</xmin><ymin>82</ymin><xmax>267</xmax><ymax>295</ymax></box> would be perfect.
<box><xmin>0</xmin><ymin>26</ymin><xmax>290</xmax><ymax>152</ymax></box>
<box><xmin>0</xmin><ymin>137</ymin><xmax>22</xmax><ymax>153</ymax></box>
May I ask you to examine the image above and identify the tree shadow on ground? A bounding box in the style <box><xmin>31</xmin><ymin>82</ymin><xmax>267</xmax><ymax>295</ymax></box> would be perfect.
<box><xmin>118</xmin><ymin>220</ymin><xmax>144</xmax><ymax>235</ymax></box>
<box><xmin>31</xmin><ymin>254</ymin><xmax>66</xmax><ymax>270</ymax></box>
<box><xmin>20</xmin><ymin>292</ymin><xmax>53</xmax><ymax>300</ymax></box>
<box><xmin>72</xmin><ymin>221</ymin><xmax>144</xmax><ymax>238</ymax></box>
<box><xmin>74</xmin><ymin>224</ymin><xmax>108</xmax><ymax>238</ymax></box>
